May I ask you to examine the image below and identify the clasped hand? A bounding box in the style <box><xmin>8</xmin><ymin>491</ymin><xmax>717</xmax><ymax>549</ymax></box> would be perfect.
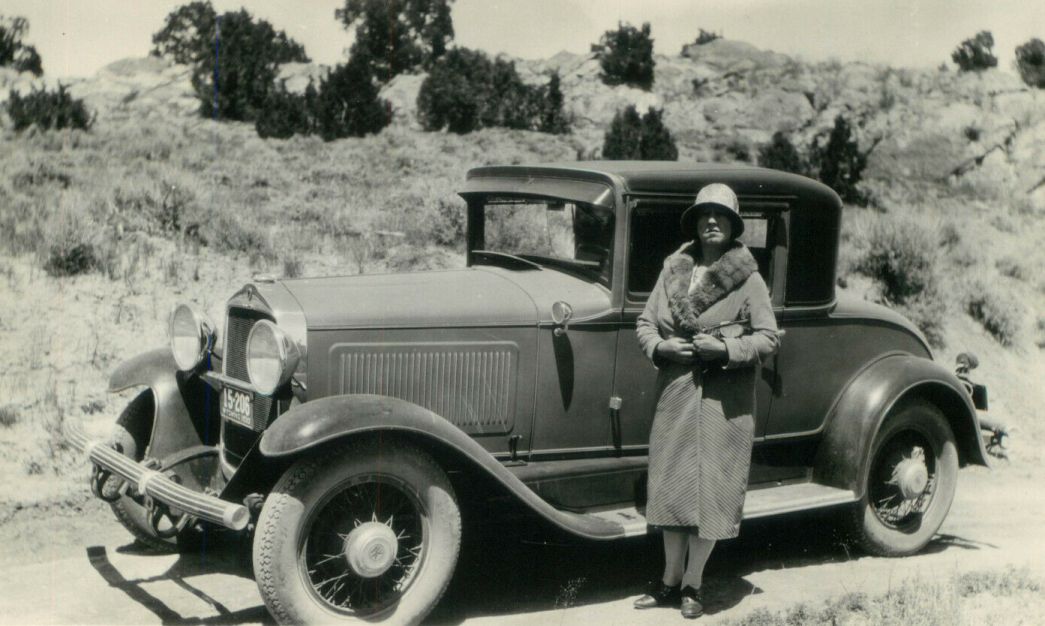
<box><xmin>656</xmin><ymin>334</ymin><xmax>727</xmax><ymax>365</ymax></box>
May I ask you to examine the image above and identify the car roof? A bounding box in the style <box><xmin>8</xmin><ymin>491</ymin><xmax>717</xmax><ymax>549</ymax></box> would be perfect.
<box><xmin>465</xmin><ymin>161</ymin><xmax>838</xmax><ymax>201</ymax></box>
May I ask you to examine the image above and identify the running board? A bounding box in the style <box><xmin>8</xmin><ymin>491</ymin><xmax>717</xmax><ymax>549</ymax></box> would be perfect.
<box><xmin>577</xmin><ymin>483</ymin><xmax>858</xmax><ymax>537</ymax></box>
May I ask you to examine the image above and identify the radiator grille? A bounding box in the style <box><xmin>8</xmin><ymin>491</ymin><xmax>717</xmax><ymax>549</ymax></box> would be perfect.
<box><xmin>224</xmin><ymin>308</ymin><xmax>272</xmax><ymax>382</ymax></box>
<box><xmin>335</xmin><ymin>344</ymin><xmax>517</xmax><ymax>434</ymax></box>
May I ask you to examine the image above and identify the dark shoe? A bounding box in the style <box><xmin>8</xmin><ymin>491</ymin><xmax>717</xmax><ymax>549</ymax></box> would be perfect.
<box><xmin>680</xmin><ymin>585</ymin><xmax>704</xmax><ymax>619</ymax></box>
<box><xmin>633</xmin><ymin>580</ymin><xmax>681</xmax><ymax>609</ymax></box>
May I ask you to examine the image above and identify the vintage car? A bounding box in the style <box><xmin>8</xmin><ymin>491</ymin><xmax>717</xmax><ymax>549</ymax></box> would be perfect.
<box><xmin>68</xmin><ymin>162</ymin><xmax>992</xmax><ymax>625</ymax></box>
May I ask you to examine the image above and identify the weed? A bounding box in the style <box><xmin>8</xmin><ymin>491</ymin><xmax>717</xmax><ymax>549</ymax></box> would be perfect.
<box><xmin>956</xmin><ymin>566</ymin><xmax>1041</xmax><ymax>596</ymax></box>
<box><xmin>964</xmin><ymin>279</ymin><xmax>1023</xmax><ymax>346</ymax></box>
<box><xmin>0</xmin><ymin>405</ymin><xmax>20</xmax><ymax>427</ymax></box>
<box><xmin>555</xmin><ymin>576</ymin><xmax>587</xmax><ymax>609</ymax></box>
<box><xmin>852</xmin><ymin>218</ymin><xmax>938</xmax><ymax>303</ymax></box>
<box><xmin>938</xmin><ymin>221</ymin><xmax>961</xmax><ymax>249</ymax></box>
<box><xmin>282</xmin><ymin>255</ymin><xmax>303</xmax><ymax>278</ymax></box>
<box><xmin>44</xmin><ymin>242</ymin><xmax>98</xmax><ymax>277</ymax></box>
<box><xmin>995</xmin><ymin>256</ymin><xmax>1028</xmax><ymax>281</ymax></box>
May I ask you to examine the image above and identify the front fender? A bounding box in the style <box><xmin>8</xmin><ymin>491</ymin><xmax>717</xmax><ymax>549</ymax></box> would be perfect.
<box><xmin>814</xmin><ymin>354</ymin><xmax>988</xmax><ymax>496</ymax></box>
<box><xmin>259</xmin><ymin>394</ymin><xmax>629</xmax><ymax>540</ymax></box>
<box><xmin>109</xmin><ymin>348</ymin><xmax>219</xmax><ymax>459</ymax></box>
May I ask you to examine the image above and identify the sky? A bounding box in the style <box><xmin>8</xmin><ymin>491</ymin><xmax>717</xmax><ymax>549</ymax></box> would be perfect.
<box><xmin>3</xmin><ymin>0</ymin><xmax>1043</xmax><ymax>78</ymax></box>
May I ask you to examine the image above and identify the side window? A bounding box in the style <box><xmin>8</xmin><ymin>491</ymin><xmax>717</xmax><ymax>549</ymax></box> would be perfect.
<box><xmin>626</xmin><ymin>203</ymin><xmax>777</xmax><ymax>301</ymax></box>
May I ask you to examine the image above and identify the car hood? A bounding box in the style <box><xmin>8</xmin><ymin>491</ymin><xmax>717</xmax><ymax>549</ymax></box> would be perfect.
<box><xmin>280</xmin><ymin>268</ymin><xmax>540</xmax><ymax>329</ymax></box>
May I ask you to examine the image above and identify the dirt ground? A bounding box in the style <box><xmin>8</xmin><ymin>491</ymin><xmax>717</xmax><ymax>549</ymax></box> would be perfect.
<box><xmin>0</xmin><ymin>461</ymin><xmax>1042</xmax><ymax>625</ymax></box>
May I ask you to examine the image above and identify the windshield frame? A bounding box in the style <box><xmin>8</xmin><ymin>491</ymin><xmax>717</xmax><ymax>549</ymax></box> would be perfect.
<box><xmin>465</xmin><ymin>192</ymin><xmax>617</xmax><ymax>288</ymax></box>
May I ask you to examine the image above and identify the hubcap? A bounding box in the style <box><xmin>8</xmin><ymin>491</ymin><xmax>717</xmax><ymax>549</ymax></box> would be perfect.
<box><xmin>893</xmin><ymin>454</ymin><xmax>929</xmax><ymax>500</ymax></box>
<box><xmin>343</xmin><ymin>522</ymin><xmax>399</xmax><ymax>578</ymax></box>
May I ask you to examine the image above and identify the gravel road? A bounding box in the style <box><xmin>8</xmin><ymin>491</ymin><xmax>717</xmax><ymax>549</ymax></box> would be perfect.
<box><xmin>1</xmin><ymin>464</ymin><xmax>1043</xmax><ymax>625</ymax></box>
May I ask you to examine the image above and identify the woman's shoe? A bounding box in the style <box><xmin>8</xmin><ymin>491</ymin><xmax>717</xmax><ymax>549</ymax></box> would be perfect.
<box><xmin>633</xmin><ymin>580</ymin><xmax>681</xmax><ymax>609</ymax></box>
<box><xmin>680</xmin><ymin>585</ymin><xmax>704</xmax><ymax>619</ymax></box>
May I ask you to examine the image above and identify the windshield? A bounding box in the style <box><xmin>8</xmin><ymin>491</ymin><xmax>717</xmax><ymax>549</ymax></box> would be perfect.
<box><xmin>475</xmin><ymin>197</ymin><xmax>615</xmax><ymax>286</ymax></box>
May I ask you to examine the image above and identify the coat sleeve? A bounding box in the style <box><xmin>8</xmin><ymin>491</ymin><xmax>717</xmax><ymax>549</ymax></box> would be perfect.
<box><xmin>636</xmin><ymin>270</ymin><xmax>668</xmax><ymax>368</ymax></box>
<box><xmin>722</xmin><ymin>272</ymin><xmax>779</xmax><ymax>370</ymax></box>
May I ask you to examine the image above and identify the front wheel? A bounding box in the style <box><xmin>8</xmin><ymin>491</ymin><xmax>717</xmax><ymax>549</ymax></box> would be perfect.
<box><xmin>253</xmin><ymin>438</ymin><xmax>461</xmax><ymax>625</ymax></box>
<box><xmin>848</xmin><ymin>399</ymin><xmax>959</xmax><ymax>556</ymax></box>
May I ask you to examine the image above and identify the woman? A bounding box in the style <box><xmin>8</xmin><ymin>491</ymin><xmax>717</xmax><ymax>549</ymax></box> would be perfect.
<box><xmin>633</xmin><ymin>183</ymin><xmax>779</xmax><ymax>619</ymax></box>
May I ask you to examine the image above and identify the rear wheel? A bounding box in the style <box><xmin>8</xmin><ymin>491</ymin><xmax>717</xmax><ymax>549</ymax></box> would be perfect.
<box><xmin>848</xmin><ymin>400</ymin><xmax>958</xmax><ymax>556</ymax></box>
<box><xmin>253</xmin><ymin>438</ymin><xmax>461</xmax><ymax>625</ymax></box>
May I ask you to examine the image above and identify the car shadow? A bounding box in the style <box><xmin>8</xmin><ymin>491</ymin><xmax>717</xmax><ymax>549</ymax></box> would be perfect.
<box><xmin>428</xmin><ymin>506</ymin><xmax>990</xmax><ymax>623</ymax></box>
<box><xmin>86</xmin><ymin>539</ymin><xmax>271</xmax><ymax>625</ymax></box>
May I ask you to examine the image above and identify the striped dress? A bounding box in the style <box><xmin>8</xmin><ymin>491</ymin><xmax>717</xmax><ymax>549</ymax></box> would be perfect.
<box><xmin>636</xmin><ymin>242</ymin><xmax>779</xmax><ymax>539</ymax></box>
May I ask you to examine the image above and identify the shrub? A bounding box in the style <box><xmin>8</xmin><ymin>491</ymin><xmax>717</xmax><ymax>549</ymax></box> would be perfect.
<box><xmin>538</xmin><ymin>72</ymin><xmax>570</xmax><ymax>135</ymax></box>
<box><xmin>951</xmin><ymin>31</ymin><xmax>997</xmax><ymax>72</ymax></box>
<box><xmin>850</xmin><ymin>217</ymin><xmax>946</xmax><ymax>346</ymax></box>
<box><xmin>313</xmin><ymin>57</ymin><xmax>391</xmax><ymax>140</ymax></box>
<box><xmin>593</xmin><ymin>22</ymin><xmax>655</xmax><ymax>90</ymax></box>
<box><xmin>0</xmin><ymin>405</ymin><xmax>20</xmax><ymax>427</ymax></box>
<box><xmin>684</xmin><ymin>29</ymin><xmax>721</xmax><ymax>51</ymax></box>
<box><xmin>0</xmin><ymin>16</ymin><xmax>43</xmax><ymax>76</ymax></box>
<box><xmin>964</xmin><ymin>280</ymin><xmax>1022</xmax><ymax>346</ymax></box>
<box><xmin>758</xmin><ymin>131</ymin><xmax>808</xmax><ymax>175</ymax></box>
<box><xmin>336</xmin><ymin>0</ymin><xmax>455</xmax><ymax>82</ymax></box>
<box><xmin>852</xmin><ymin>218</ymin><xmax>938</xmax><ymax>303</ymax></box>
<box><xmin>810</xmin><ymin>115</ymin><xmax>867</xmax><ymax>205</ymax></box>
<box><xmin>7</xmin><ymin>85</ymin><xmax>92</xmax><ymax>131</ymax></box>
<box><xmin>169</xmin><ymin>6</ymin><xmax>309</xmax><ymax>121</ymax></box>
<box><xmin>44</xmin><ymin>242</ymin><xmax>99</xmax><ymax>277</ymax></box>
<box><xmin>602</xmin><ymin>105</ymin><xmax>677</xmax><ymax>160</ymax></box>
<box><xmin>1015</xmin><ymin>38</ymin><xmax>1045</xmax><ymax>88</ymax></box>
<box><xmin>417</xmin><ymin>48</ymin><xmax>566</xmax><ymax>134</ymax></box>
<box><xmin>254</xmin><ymin>82</ymin><xmax>317</xmax><ymax>139</ymax></box>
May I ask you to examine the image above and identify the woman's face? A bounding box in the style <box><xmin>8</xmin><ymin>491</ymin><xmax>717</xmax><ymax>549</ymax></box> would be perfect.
<box><xmin>695</xmin><ymin>208</ymin><xmax>733</xmax><ymax>247</ymax></box>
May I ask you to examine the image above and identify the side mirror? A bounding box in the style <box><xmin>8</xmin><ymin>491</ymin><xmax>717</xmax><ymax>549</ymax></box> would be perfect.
<box><xmin>551</xmin><ymin>301</ymin><xmax>573</xmax><ymax>337</ymax></box>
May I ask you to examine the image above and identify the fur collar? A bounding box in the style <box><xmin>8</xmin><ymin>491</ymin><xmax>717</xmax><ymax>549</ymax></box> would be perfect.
<box><xmin>663</xmin><ymin>241</ymin><xmax>758</xmax><ymax>334</ymax></box>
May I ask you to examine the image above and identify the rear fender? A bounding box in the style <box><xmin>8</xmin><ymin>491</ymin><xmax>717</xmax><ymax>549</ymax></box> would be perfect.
<box><xmin>109</xmin><ymin>348</ymin><xmax>221</xmax><ymax>459</ymax></box>
<box><xmin>259</xmin><ymin>394</ymin><xmax>627</xmax><ymax>540</ymax></box>
<box><xmin>814</xmin><ymin>354</ymin><xmax>988</xmax><ymax>496</ymax></box>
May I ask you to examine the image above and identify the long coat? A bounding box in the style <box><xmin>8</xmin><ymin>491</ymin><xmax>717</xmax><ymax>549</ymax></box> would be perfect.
<box><xmin>636</xmin><ymin>241</ymin><xmax>779</xmax><ymax>539</ymax></box>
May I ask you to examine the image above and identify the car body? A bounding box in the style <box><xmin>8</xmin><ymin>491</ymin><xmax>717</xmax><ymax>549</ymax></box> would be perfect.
<box><xmin>69</xmin><ymin>161</ymin><xmax>991</xmax><ymax>625</ymax></box>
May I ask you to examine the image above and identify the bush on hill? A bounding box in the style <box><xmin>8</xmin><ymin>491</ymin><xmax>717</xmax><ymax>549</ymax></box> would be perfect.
<box><xmin>7</xmin><ymin>85</ymin><xmax>92</xmax><ymax>132</ymax></box>
<box><xmin>0</xmin><ymin>16</ymin><xmax>43</xmax><ymax>76</ymax></box>
<box><xmin>951</xmin><ymin>31</ymin><xmax>998</xmax><ymax>72</ymax></box>
<box><xmin>683</xmin><ymin>28</ymin><xmax>722</xmax><ymax>51</ymax></box>
<box><xmin>152</xmin><ymin>2</ymin><xmax>309</xmax><ymax>121</ymax></box>
<box><xmin>758</xmin><ymin>131</ymin><xmax>809</xmax><ymax>176</ymax></box>
<box><xmin>417</xmin><ymin>48</ymin><xmax>569</xmax><ymax>134</ymax></box>
<box><xmin>810</xmin><ymin>115</ymin><xmax>868</xmax><ymax>205</ymax></box>
<box><xmin>336</xmin><ymin>0</ymin><xmax>455</xmax><ymax>82</ymax></box>
<box><xmin>850</xmin><ymin>217</ymin><xmax>945</xmax><ymax>346</ymax></box>
<box><xmin>255</xmin><ymin>57</ymin><xmax>391</xmax><ymax>141</ymax></box>
<box><xmin>593</xmin><ymin>22</ymin><xmax>655</xmax><ymax>90</ymax></box>
<box><xmin>1015</xmin><ymin>38</ymin><xmax>1045</xmax><ymax>88</ymax></box>
<box><xmin>313</xmin><ymin>57</ymin><xmax>391</xmax><ymax>140</ymax></box>
<box><xmin>602</xmin><ymin>105</ymin><xmax>678</xmax><ymax>160</ymax></box>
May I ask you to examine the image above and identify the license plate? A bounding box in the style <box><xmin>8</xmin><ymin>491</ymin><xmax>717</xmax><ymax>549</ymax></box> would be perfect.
<box><xmin>221</xmin><ymin>386</ymin><xmax>253</xmax><ymax>428</ymax></box>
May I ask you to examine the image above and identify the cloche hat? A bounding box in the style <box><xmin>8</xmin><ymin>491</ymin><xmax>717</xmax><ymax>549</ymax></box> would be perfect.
<box><xmin>680</xmin><ymin>183</ymin><xmax>745</xmax><ymax>239</ymax></box>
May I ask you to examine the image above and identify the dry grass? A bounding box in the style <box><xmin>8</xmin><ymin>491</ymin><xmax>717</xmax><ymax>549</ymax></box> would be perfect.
<box><xmin>727</xmin><ymin>567</ymin><xmax>1042</xmax><ymax>626</ymax></box>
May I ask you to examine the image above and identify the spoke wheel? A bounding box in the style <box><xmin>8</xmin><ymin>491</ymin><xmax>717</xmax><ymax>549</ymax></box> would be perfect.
<box><xmin>303</xmin><ymin>477</ymin><xmax>425</xmax><ymax>615</ymax></box>
<box><xmin>848</xmin><ymin>399</ymin><xmax>958</xmax><ymax>557</ymax></box>
<box><xmin>254</xmin><ymin>438</ymin><xmax>461</xmax><ymax>625</ymax></box>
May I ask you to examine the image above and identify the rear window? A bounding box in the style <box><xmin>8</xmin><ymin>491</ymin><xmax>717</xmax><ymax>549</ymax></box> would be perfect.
<box><xmin>627</xmin><ymin>203</ymin><xmax>773</xmax><ymax>298</ymax></box>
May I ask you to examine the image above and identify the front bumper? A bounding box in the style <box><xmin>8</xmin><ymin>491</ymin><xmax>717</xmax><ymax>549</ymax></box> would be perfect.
<box><xmin>64</xmin><ymin>419</ymin><xmax>249</xmax><ymax>531</ymax></box>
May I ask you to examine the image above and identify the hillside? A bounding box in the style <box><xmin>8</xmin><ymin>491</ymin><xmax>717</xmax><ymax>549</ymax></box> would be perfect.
<box><xmin>0</xmin><ymin>39</ymin><xmax>1042</xmax><ymax>521</ymax></box>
